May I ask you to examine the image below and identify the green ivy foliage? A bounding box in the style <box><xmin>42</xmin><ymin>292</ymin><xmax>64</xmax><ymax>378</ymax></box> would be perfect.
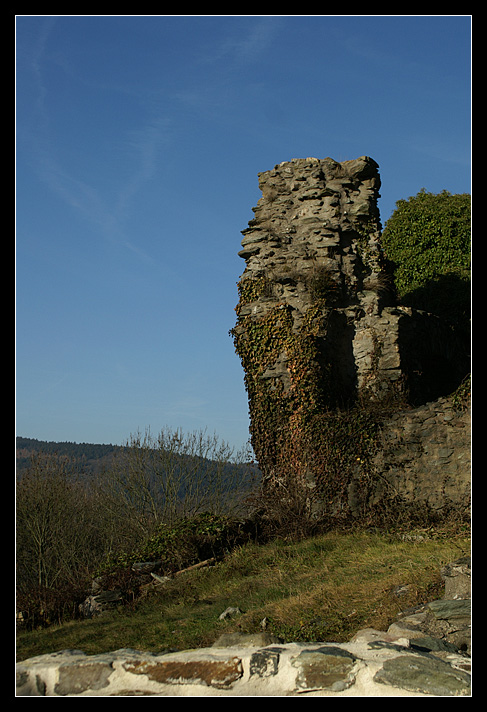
<box><xmin>381</xmin><ymin>189</ymin><xmax>471</xmax><ymax>331</ymax></box>
<box><xmin>231</xmin><ymin>275</ymin><xmax>394</xmax><ymax>533</ymax></box>
<box><xmin>231</xmin><ymin>276</ymin><xmax>329</xmax><ymax>483</ymax></box>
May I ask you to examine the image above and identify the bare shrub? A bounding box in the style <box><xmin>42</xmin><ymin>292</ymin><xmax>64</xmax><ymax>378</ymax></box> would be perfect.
<box><xmin>97</xmin><ymin>427</ymin><xmax>258</xmax><ymax>540</ymax></box>
<box><xmin>16</xmin><ymin>453</ymin><xmax>109</xmax><ymax>626</ymax></box>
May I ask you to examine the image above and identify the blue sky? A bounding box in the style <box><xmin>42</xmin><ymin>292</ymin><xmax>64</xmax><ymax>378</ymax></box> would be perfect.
<box><xmin>15</xmin><ymin>15</ymin><xmax>471</xmax><ymax>452</ymax></box>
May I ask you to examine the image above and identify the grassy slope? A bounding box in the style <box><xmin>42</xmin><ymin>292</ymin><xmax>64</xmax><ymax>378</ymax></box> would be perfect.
<box><xmin>16</xmin><ymin>525</ymin><xmax>470</xmax><ymax>663</ymax></box>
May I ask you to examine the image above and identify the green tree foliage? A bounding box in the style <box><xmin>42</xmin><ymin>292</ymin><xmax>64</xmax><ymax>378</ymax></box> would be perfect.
<box><xmin>381</xmin><ymin>189</ymin><xmax>471</xmax><ymax>335</ymax></box>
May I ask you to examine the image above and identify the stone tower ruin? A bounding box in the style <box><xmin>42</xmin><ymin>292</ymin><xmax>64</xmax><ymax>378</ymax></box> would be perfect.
<box><xmin>232</xmin><ymin>157</ymin><xmax>469</xmax><ymax>523</ymax></box>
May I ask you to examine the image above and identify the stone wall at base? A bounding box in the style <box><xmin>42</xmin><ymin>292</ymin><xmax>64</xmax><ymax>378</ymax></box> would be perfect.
<box><xmin>15</xmin><ymin>638</ymin><xmax>471</xmax><ymax>697</ymax></box>
<box><xmin>16</xmin><ymin>558</ymin><xmax>471</xmax><ymax>697</ymax></box>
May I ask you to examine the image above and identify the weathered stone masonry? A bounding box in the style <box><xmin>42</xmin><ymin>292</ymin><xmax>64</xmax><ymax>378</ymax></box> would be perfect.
<box><xmin>368</xmin><ymin>397</ymin><xmax>471</xmax><ymax>517</ymax></box>
<box><xmin>235</xmin><ymin>156</ymin><xmax>392</xmax><ymax>405</ymax></box>
<box><xmin>232</xmin><ymin>157</ymin><xmax>470</xmax><ymax>518</ymax></box>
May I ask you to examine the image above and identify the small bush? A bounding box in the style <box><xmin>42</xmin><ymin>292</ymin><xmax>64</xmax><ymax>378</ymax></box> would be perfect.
<box><xmin>306</xmin><ymin>265</ymin><xmax>342</xmax><ymax>304</ymax></box>
<box><xmin>98</xmin><ymin>513</ymin><xmax>254</xmax><ymax>577</ymax></box>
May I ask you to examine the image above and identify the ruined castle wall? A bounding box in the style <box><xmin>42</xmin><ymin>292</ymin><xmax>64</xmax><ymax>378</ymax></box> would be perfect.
<box><xmin>233</xmin><ymin>157</ymin><xmax>470</xmax><ymax>520</ymax></box>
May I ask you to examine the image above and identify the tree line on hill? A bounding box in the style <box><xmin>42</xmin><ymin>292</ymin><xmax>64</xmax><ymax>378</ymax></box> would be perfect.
<box><xmin>16</xmin><ymin>437</ymin><xmax>119</xmax><ymax>477</ymax></box>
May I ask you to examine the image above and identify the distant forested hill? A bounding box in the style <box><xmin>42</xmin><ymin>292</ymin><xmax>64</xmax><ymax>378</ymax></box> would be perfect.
<box><xmin>16</xmin><ymin>437</ymin><xmax>119</xmax><ymax>476</ymax></box>
<box><xmin>16</xmin><ymin>437</ymin><xmax>261</xmax><ymax>491</ymax></box>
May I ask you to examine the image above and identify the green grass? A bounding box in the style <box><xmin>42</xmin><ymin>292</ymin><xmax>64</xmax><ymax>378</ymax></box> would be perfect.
<box><xmin>16</xmin><ymin>526</ymin><xmax>470</xmax><ymax>662</ymax></box>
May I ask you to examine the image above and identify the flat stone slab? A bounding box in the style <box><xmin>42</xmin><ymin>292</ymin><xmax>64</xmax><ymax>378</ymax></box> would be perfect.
<box><xmin>291</xmin><ymin>646</ymin><xmax>357</xmax><ymax>692</ymax></box>
<box><xmin>373</xmin><ymin>653</ymin><xmax>471</xmax><ymax>696</ymax></box>
<box><xmin>427</xmin><ymin>599</ymin><xmax>471</xmax><ymax>620</ymax></box>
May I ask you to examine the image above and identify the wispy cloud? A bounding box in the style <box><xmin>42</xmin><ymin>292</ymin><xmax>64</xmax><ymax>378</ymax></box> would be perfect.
<box><xmin>200</xmin><ymin>16</ymin><xmax>279</xmax><ymax>67</ymax></box>
<box><xmin>17</xmin><ymin>18</ymin><xmax>170</xmax><ymax>265</ymax></box>
<box><xmin>173</xmin><ymin>17</ymin><xmax>280</xmax><ymax>124</ymax></box>
<box><xmin>225</xmin><ymin>17</ymin><xmax>278</xmax><ymax>65</ymax></box>
<box><xmin>24</xmin><ymin>128</ymin><xmax>162</xmax><ymax>265</ymax></box>
<box><xmin>114</xmin><ymin>115</ymin><xmax>172</xmax><ymax>221</ymax></box>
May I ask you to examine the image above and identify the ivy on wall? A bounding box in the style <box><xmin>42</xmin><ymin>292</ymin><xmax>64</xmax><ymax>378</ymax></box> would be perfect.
<box><xmin>231</xmin><ymin>274</ymin><xmax>388</xmax><ymax>531</ymax></box>
<box><xmin>231</xmin><ymin>276</ymin><xmax>326</xmax><ymax>480</ymax></box>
